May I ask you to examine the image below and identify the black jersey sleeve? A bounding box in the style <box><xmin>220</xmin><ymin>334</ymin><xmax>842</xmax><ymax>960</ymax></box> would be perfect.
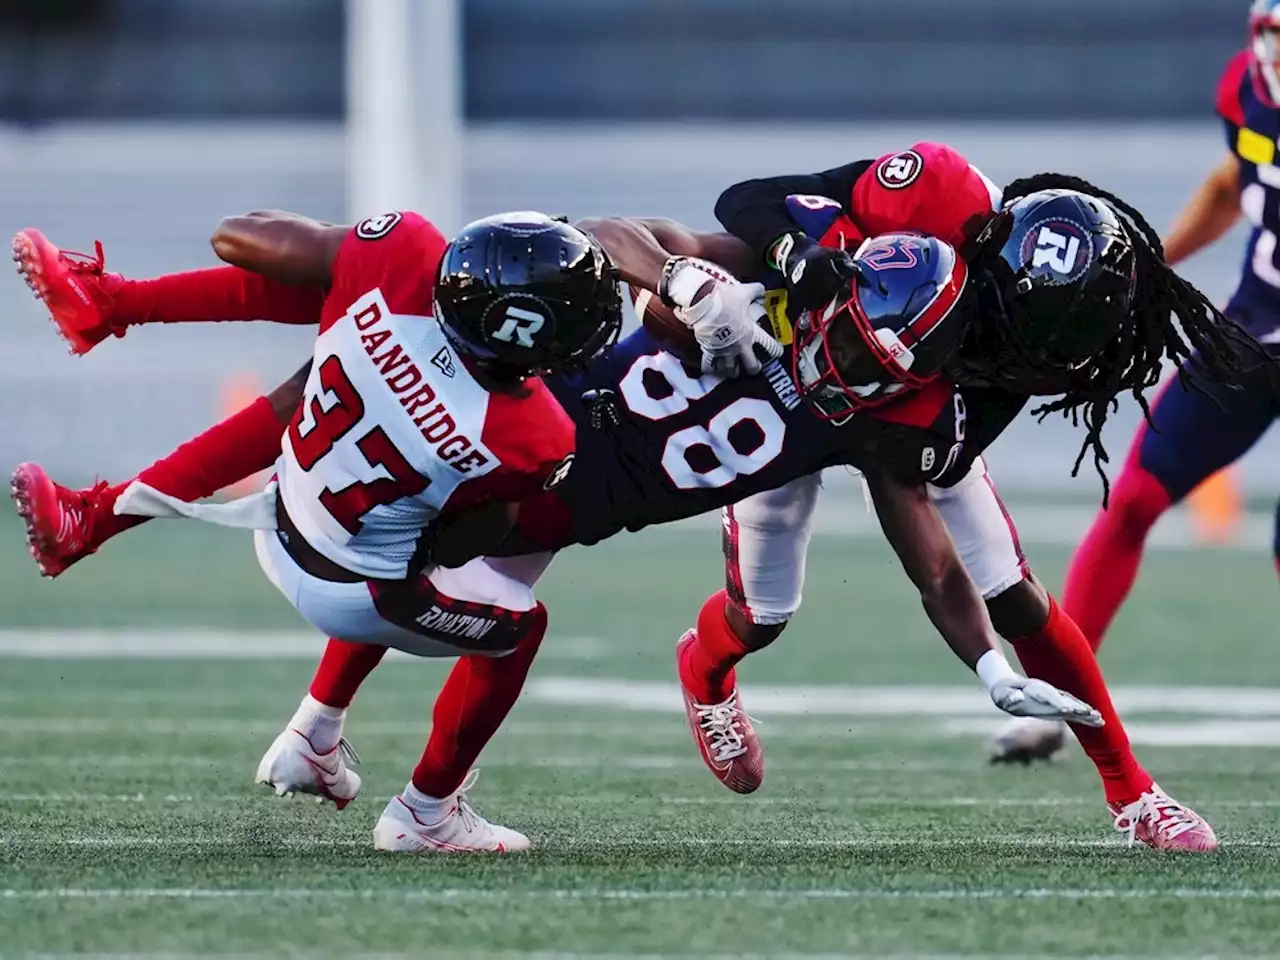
<box><xmin>714</xmin><ymin>160</ymin><xmax>873</xmax><ymax>268</ymax></box>
<box><xmin>860</xmin><ymin>385</ymin><xmax>1028</xmax><ymax>488</ymax></box>
<box><xmin>928</xmin><ymin>387</ymin><xmax>1029</xmax><ymax>488</ymax></box>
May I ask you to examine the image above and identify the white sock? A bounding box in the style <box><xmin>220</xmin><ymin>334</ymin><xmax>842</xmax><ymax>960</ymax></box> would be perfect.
<box><xmin>400</xmin><ymin>781</ymin><xmax>450</xmax><ymax>823</ymax></box>
<box><xmin>288</xmin><ymin>694</ymin><xmax>345</xmax><ymax>753</ymax></box>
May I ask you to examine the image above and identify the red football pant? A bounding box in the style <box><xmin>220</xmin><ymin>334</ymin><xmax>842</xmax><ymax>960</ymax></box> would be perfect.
<box><xmin>1008</xmin><ymin>596</ymin><xmax>1153</xmax><ymax>805</ymax></box>
<box><xmin>83</xmin><ymin>264</ymin><xmax>322</xmax><ymax>548</ymax></box>
<box><xmin>1062</xmin><ymin>460</ymin><xmax>1172</xmax><ymax>650</ymax></box>
<box><xmin>679</xmin><ymin>590</ymin><xmax>752</xmax><ymax>703</ymax></box>
<box><xmin>412</xmin><ymin>604</ymin><xmax>549</xmax><ymax>798</ymax></box>
<box><xmin>112</xmin><ymin>266</ymin><xmax>323</xmax><ymax>327</ymax></box>
<box><xmin>91</xmin><ymin>394</ymin><xmax>290</xmax><ymax>547</ymax></box>
<box><xmin>308</xmin><ymin>639</ymin><xmax>389</xmax><ymax>709</ymax></box>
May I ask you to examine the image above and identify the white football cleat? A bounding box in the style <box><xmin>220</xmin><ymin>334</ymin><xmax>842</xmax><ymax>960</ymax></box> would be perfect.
<box><xmin>372</xmin><ymin>771</ymin><xmax>530</xmax><ymax>854</ymax></box>
<box><xmin>989</xmin><ymin>717</ymin><xmax>1068</xmax><ymax>765</ymax></box>
<box><xmin>254</xmin><ymin>727</ymin><xmax>362</xmax><ymax>810</ymax></box>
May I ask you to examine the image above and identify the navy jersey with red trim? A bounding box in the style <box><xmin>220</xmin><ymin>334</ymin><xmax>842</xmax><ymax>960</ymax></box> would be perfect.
<box><xmin>1217</xmin><ymin>48</ymin><xmax>1280</xmax><ymax>337</ymax></box>
<box><xmin>517</xmin><ymin>328</ymin><xmax>974</xmax><ymax>550</ymax></box>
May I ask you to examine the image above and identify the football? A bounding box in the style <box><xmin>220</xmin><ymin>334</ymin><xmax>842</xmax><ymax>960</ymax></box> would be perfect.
<box><xmin>626</xmin><ymin>257</ymin><xmax>742</xmax><ymax>365</ymax></box>
<box><xmin>629</xmin><ymin>283</ymin><xmax>697</xmax><ymax>362</ymax></box>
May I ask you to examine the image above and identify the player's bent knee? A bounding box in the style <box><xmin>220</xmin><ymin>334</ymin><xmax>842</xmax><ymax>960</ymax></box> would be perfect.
<box><xmin>723</xmin><ymin>599</ymin><xmax>789</xmax><ymax>651</ymax></box>
<box><xmin>986</xmin><ymin>576</ymin><xmax>1050</xmax><ymax>639</ymax></box>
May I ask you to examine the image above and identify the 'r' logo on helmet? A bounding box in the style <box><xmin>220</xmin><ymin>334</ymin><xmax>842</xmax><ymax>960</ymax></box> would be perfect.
<box><xmin>492</xmin><ymin>304</ymin><xmax>546</xmax><ymax>348</ymax></box>
<box><xmin>876</xmin><ymin>150</ymin><xmax>924</xmax><ymax>190</ymax></box>
<box><xmin>1021</xmin><ymin>218</ymin><xmax>1092</xmax><ymax>285</ymax></box>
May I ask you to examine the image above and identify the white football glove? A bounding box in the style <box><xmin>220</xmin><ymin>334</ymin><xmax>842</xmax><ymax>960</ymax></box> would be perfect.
<box><xmin>989</xmin><ymin>676</ymin><xmax>1104</xmax><ymax>727</ymax></box>
<box><xmin>661</xmin><ymin>257</ymin><xmax>783</xmax><ymax>378</ymax></box>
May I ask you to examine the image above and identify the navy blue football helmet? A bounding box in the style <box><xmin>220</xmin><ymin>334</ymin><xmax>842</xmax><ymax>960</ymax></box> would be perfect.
<box><xmin>972</xmin><ymin>188</ymin><xmax>1137</xmax><ymax>369</ymax></box>
<box><xmin>791</xmin><ymin>232</ymin><xmax>974</xmax><ymax>423</ymax></box>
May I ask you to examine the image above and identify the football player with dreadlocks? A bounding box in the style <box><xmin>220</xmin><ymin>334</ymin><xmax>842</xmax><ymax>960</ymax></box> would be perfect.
<box><xmin>1049</xmin><ymin>2</ymin><xmax>1280</xmax><ymax>764</ymax></box>
<box><xmin>681</xmin><ymin>139</ymin><xmax>1272</xmax><ymax>849</ymax></box>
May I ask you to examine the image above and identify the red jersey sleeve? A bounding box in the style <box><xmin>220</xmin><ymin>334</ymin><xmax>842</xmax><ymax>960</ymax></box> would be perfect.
<box><xmin>445</xmin><ymin>379</ymin><xmax>576</xmax><ymax>510</ymax></box>
<box><xmin>320</xmin><ymin>211</ymin><xmax>448</xmax><ymax>332</ymax></box>
<box><xmin>1215</xmin><ymin>49</ymin><xmax>1250</xmax><ymax>131</ymax></box>
<box><xmin>850</xmin><ymin>142</ymin><xmax>999</xmax><ymax>249</ymax></box>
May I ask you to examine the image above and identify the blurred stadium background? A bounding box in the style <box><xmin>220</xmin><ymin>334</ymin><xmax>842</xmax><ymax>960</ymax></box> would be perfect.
<box><xmin>0</xmin><ymin>0</ymin><xmax>1273</xmax><ymax>519</ymax></box>
<box><xmin>4</xmin><ymin>4</ymin><xmax>1280</xmax><ymax>955</ymax></box>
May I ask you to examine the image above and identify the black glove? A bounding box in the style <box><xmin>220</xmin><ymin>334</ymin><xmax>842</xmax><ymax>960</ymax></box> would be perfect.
<box><xmin>771</xmin><ymin>233</ymin><xmax>858</xmax><ymax>313</ymax></box>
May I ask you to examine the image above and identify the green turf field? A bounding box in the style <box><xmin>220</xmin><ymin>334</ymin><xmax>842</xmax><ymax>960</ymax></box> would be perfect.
<box><xmin>1</xmin><ymin>511</ymin><xmax>1278</xmax><ymax>957</ymax></box>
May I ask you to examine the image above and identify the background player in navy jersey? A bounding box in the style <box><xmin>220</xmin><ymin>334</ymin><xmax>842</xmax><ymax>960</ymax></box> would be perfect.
<box><xmin>1050</xmin><ymin>1</ymin><xmax>1280</xmax><ymax>764</ymax></box>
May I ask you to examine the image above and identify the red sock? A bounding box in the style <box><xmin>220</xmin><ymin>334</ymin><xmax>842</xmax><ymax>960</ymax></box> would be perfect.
<box><xmin>412</xmin><ymin>603</ymin><xmax>548</xmax><ymax>798</ymax></box>
<box><xmin>1061</xmin><ymin>460</ymin><xmax>1171</xmax><ymax>650</ymax></box>
<box><xmin>112</xmin><ymin>266</ymin><xmax>323</xmax><ymax>327</ymax></box>
<box><xmin>308</xmin><ymin>638</ymin><xmax>388</xmax><ymax>709</ymax></box>
<box><xmin>678</xmin><ymin>590</ymin><xmax>751</xmax><ymax>703</ymax></box>
<box><xmin>1008</xmin><ymin>596</ymin><xmax>1153</xmax><ymax>805</ymax></box>
<box><xmin>92</xmin><ymin>395</ymin><xmax>289</xmax><ymax>545</ymax></box>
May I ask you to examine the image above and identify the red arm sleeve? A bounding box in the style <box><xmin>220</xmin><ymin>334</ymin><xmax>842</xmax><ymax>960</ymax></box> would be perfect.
<box><xmin>1215</xmin><ymin>49</ymin><xmax>1250</xmax><ymax>130</ymax></box>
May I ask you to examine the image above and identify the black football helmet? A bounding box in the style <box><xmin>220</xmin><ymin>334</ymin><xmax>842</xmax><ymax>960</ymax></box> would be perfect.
<box><xmin>973</xmin><ymin>188</ymin><xmax>1137</xmax><ymax>370</ymax></box>
<box><xmin>791</xmin><ymin>232</ymin><xmax>974</xmax><ymax>424</ymax></box>
<box><xmin>434</xmin><ymin>212</ymin><xmax>622</xmax><ymax>378</ymax></box>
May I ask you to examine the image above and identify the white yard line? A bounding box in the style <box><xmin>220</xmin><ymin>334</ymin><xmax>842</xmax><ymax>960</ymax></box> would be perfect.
<box><xmin>3</xmin><ymin>793</ymin><xmax>1280</xmax><ymax>809</ymax></box>
<box><xmin>0</xmin><ymin>836</ymin><xmax>1272</xmax><ymax>850</ymax></box>
<box><xmin>527</xmin><ymin>678</ymin><xmax>1280</xmax><ymax>718</ymax></box>
<box><xmin>1</xmin><ymin>886</ymin><xmax>1277</xmax><ymax>901</ymax></box>
<box><xmin>9</xmin><ymin>955</ymin><xmax>1262</xmax><ymax>960</ymax></box>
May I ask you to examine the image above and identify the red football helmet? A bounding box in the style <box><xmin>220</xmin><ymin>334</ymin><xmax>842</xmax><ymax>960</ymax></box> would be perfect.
<box><xmin>791</xmin><ymin>232</ymin><xmax>973</xmax><ymax>424</ymax></box>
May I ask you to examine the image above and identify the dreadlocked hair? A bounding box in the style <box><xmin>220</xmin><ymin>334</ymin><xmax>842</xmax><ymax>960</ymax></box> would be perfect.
<box><xmin>960</xmin><ymin>172</ymin><xmax>1276</xmax><ymax>504</ymax></box>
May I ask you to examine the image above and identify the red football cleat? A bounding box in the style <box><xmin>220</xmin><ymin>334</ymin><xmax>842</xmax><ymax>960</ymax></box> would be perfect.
<box><xmin>676</xmin><ymin>630</ymin><xmax>764</xmax><ymax>794</ymax></box>
<box><xmin>12</xmin><ymin>229</ymin><xmax>128</xmax><ymax>355</ymax></box>
<box><xmin>1110</xmin><ymin>784</ymin><xmax>1219</xmax><ymax>852</ymax></box>
<box><xmin>10</xmin><ymin>463</ymin><xmax>116</xmax><ymax>578</ymax></box>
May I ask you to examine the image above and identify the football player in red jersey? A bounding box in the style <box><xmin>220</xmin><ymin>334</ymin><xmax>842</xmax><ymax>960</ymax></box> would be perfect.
<box><xmin>677</xmin><ymin>140</ymin><xmax>1271</xmax><ymax>850</ymax></box>
<box><xmin>13</xmin><ymin>208</ymin><xmax>625</xmax><ymax>853</ymax></box>
<box><xmin>1058</xmin><ymin>1</ymin><xmax>1280</xmax><ymax>761</ymax></box>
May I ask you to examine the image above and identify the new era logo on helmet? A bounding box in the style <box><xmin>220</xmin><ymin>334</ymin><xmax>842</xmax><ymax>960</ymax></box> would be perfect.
<box><xmin>875</xmin><ymin>150</ymin><xmax>924</xmax><ymax>190</ymax></box>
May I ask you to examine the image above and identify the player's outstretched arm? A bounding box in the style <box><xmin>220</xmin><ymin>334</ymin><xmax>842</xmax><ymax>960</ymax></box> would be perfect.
<box><xmin>575</xmin><ymin>217</ymin><xmax>756</xmax><ymax>288</ymax></box>
<box><xmin>862</xmin><ymin>463</ymin><xmax>1001</xmax><ymax>670</ymax></box>
<box><xmin>863</xmin><ymin>463</ymin><xmax>1102</xmax><ymax>726</ymax></box>
<box><xmin>578</xmin><ymin>216</ymin><xmax>778</xmax><ymax>377</ymax></box>
<box><xmin>1162</xmin><ymin>151</ymin><xmax>1241</xmax><ymax>266</ymax></box>
<box><xmin>211</xmin><ymin>211</ymin><xmax>350</xmax><ymax>287</ymax></box>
